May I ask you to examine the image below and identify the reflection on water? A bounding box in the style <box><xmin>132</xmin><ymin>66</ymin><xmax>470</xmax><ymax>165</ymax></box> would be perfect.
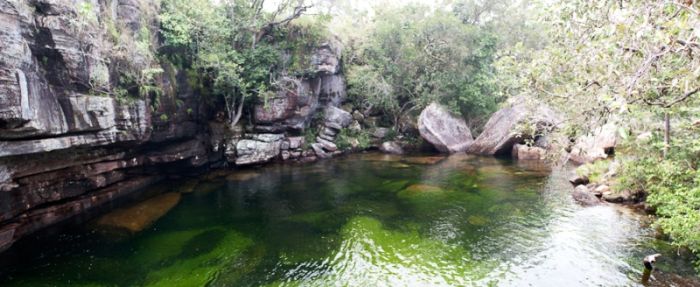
<box><xmin>0</xmin><ymin>153</ymin><xmax>697</xmax><ymax>286</ymax></box>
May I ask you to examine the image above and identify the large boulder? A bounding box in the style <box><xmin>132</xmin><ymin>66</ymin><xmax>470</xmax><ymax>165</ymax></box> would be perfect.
<box><xmin>418</xmin><ymin>103</ymin><xmax>473</xmax><ymax>153</ymax></box>
<box><xmin>569</xmin><ymin>122</ymin><xmax>618</xmax><ymax>164</ymax></box>
<box><xmin>235</xmin><ymin>134</ymin><xmax>283</xmax><ymax>165</ymax></box>
<box><xmin>468</xmin><ymin>100</ymin><xmax>561</xmax><ymax>156</ymax></box>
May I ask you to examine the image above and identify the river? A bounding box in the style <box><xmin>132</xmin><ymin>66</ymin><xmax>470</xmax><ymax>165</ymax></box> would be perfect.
<box><xmin>0</xmin><ymin>153</ymin><xmax>697</xmax><ymax>286</ymax></box>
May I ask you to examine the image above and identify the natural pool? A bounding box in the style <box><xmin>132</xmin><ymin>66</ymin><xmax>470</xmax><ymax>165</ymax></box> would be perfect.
<box><xmin>0</xmin><ymin>153</ymin><xmax>698</xmax><ymax>286</ymax></box>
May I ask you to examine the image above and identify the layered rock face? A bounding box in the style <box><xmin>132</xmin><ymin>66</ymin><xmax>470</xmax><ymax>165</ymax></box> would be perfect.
<box><xmin>247</xmin><ymin>42</ymin><xmax>348</xmax><ymax>164</ymax></box>
<box><xmin>0</xmin><ymin>0</ymin><xmax>212</xmax><ymax>251</ymax></box>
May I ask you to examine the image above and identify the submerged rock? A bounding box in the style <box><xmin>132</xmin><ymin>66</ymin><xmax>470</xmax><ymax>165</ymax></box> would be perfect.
<box><xmin>135</xmin><ymin>228</ymin><xmax>253</xmax><ymax>286</ymax></box>
<box><xmin>467</xmin><ymin>215</ymin><xmax>489</xmax><ymax>226</ymax></box>
<box><xmin>176</xmin><ymin>179</ymin><xmax>200</xmax><ymax>194</ymax></box>
<box><xmin>399</xmin><ymin>184</ymin><xmax>445</xmax><ymax>196</ymax></box>
<box><xmin>226</xmin><ymin>171</ymin><xmax>260</xmax><ymax>182</ymax></box>
<box><xmin>95</xmin><ymin>193</ymin><xmax>182</xmax><ymax>234</ymax></box>
<box><xmin>358</xmin><ymin>153</ymin><xmax>402</xmax><ymax>162</ymax></box>
<box><xmin>401</xmin><ymin>156</ymin><xmax>445</xmax><ymax>165</ymax></box>
<box><xmin>418</xmin><ymin>103</ymin><xmax>473</xmax><ymax>153</ymax></box>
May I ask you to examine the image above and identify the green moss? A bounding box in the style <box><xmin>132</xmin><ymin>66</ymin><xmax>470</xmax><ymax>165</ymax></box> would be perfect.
<box><xmin>137</xmin><ymin>228</ymin><xmax>253</xmax><ymax>287</ymax></box>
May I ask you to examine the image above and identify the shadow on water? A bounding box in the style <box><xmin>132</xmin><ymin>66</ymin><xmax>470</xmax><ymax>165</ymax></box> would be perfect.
<box><xmin>0</xmin><ymin>152</ymin><xmax>698</xmax><ymax>286</ymax></box>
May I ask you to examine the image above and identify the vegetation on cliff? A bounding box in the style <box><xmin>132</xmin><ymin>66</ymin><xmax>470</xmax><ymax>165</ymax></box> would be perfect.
<box><xmin>159</xmin><ymin>0</ymin><xmax>327</xmax><ymax>127</ymax></box>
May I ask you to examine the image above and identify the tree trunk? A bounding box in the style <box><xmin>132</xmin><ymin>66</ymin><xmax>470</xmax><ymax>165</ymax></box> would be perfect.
<box><xmin>231</xmin><ymin>94</ymin><xmax>245</xmax><ymax>127</ymax></box>
<box><xmin>224</xmin><ymin>93</ymin><xmax>246</xmax><ymax>129</ymax></box>
<box><xmin>663</xmin><ymin>112</ymin><xmax>670</xmax><ymax>158</ymax></box>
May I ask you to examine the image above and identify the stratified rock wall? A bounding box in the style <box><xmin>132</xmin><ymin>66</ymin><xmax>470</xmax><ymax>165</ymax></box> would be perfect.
<box><xmin>0</xmin><ymin>0</ymin><xmax>210</xmax><ymax>252</ymax></box>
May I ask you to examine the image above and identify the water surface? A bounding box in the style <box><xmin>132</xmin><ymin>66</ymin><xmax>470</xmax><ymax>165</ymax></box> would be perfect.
<box><xmin>0</xmin><ymin>153</ymin><xmax>697</xmax><ymax>286</ymax></box>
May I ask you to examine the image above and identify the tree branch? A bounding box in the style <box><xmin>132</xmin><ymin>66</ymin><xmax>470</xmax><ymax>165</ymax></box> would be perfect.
<box><xmin>627</xmin><ymin>46</ymin><xmax>669</xmax><ymax>97</ymax></box>
<box><xmin>642</xmin><ymin>87</ymin><xmax>700</xmax><ymax>108</ymax></box>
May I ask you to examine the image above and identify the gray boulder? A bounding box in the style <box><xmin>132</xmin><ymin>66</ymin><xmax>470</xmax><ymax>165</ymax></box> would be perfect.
<box><xmin>324</xmin><ymin>106</ymin><xmax>352</xmax><ymax>130</ymax></box>
<box><xmin>468</xmin><ymin>100</ymin><xmax>561</xmax><ymax>156</ymax></box>
<box><xmin>235</xmin><ymin>134</ymin><xmax>283</xmax><ymax>165</ymax></box>
<box><xmin>380</xmin><ymin>141</ymin><xmax>404</xmax><ymax>155</ymax></box>
<box><xmin>418</xmin><ymin>103</ymin><xmax>473</xmax><ymax>153</ymax></box>
<box><xmin>572</xmin><ymin>185</ymin><xmax>601</xmax><ymax>206</ymax></box>
<box><xmin>372</xmin><ymin>127</ymin><xmax>390</xmax><ymax>139</ymax></box>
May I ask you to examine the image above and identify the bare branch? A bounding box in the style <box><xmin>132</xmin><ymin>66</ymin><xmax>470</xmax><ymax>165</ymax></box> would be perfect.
<box><xmin>642</xmin><ymin>87</ymin><xmax>700</xmax><ymax>108</ymax></box>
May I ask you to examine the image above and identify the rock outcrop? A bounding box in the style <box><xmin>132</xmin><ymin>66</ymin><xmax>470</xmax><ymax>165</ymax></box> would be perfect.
<box><xmin>418</xmin><ymin>103</ymin><xmax>473</xmax><ymax>153</ymax></box>
<box><xmin>0</xmin><ymin>0</ymin><xmax>218</xmax><ymax>252</ymax></box>
<box><xmin>468</xmin><ymin>99</ymin><xmax>561</xmax><ymax>156</ymax></box>
<box><xmin>253</xmin><ymin>42</ymin><xmax>346</xmax><ymax>133</ymax></box>
<box><xmin>235</xmin><ymin>134</ymin><xmax>284</xmax><ymax>165</ymax></box>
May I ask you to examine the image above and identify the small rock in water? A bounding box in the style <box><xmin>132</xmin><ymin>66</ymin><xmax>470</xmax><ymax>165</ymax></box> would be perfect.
<box><xmin>568</xmin><ymin>174</ymin><xmax>590</xmax><ymax>186</ymax></box>
<box><xmin>572</xmin><ymin>185</ymin><xmax>601</xmax><ymax>206</ymax></box>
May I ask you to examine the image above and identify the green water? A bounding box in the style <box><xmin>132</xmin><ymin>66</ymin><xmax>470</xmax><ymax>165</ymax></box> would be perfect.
<box><xmin>0</xmin><ymin>153</ymin><xmax>698</xmax><ymax>286</ymax></box>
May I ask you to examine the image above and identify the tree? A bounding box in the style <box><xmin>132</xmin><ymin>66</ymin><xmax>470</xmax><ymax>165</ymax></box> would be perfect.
<box><xmin>345</xmin><ymin>4</ymin><xmax>498</xmax><ymax>129</ymax></box>
<box><xmin>160</xmin><ymin>0</ymin><xmax>312</xmax><ymax>127</ymax></box>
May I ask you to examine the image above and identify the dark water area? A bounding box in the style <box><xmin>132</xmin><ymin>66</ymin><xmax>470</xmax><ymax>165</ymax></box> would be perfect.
<box><xmin>0</xmin><ymin>153</ymin><xmax>698</xmax><ymax>286</ymax></box>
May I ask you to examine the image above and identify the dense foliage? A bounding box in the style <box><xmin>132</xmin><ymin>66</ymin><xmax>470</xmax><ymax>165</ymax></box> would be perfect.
<box><xmin>344</xmin><ymin>4</ymin><xmax>499</xmax><ymax>129</ymax></box>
